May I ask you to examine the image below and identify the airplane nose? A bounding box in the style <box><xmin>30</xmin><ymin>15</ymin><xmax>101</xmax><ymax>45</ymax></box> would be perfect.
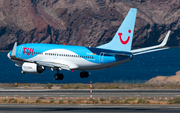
<box><xmin>7</xmin><ymin>52</ymin><xmax>10</xmax><ymax>59</ymax></box>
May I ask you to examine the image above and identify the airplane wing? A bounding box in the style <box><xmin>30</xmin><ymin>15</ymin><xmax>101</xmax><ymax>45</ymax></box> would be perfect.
<box><xmin>37</xmin><ymin>61</ymin><xmax>70</xmax><ymax>70</ymax></box>
<box><xmin>131</xmin><ymin>30</ymin><xmax>171</xmax><ymax>55</ymax></box>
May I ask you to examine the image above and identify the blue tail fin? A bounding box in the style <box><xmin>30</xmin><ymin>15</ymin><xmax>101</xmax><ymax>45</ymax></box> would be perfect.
<box><xmin>97</xmin><ymin>8</ymin><xmax>137</xmax><ymax>52</ymax></box>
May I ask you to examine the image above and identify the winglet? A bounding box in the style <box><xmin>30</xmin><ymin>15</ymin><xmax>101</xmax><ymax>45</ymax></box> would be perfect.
<box><xmin>160</xmin><ymin>30</ymin><xmax>171</xmax><ymax>47</ymax></box>
<box><xmin>11</xmin><ymin>42</ymin><xmax>17</xmax><ymax>57</ymax></box>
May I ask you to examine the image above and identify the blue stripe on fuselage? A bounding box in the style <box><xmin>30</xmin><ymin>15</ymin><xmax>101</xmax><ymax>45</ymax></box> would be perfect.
<box><xmin>86</xmin><ymin>47</ymin><xmax>132</xmax><ymax>56</ymax></box>
<box><xmin>15</xmin><ymin>43</ymin><xmax>131</xmax><ymax>64</ymax></box>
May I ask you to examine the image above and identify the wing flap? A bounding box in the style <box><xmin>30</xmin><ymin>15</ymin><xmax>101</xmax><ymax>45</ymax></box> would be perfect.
<box><xmin>37</xmin><ymin>61</ymin><xmax>71</xmax><ymax>70</ymax></box>
<box><xmin>53</xmin><ymin>63</ymin><xmax>70</xmax><ymax>70</ymax></box>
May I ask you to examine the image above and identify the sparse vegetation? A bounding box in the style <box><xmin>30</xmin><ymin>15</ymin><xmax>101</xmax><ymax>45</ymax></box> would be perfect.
<box><xmin>100</xmin><ymin>98</ymin><xmax>106</xmax><ymax>101</ymax></box>
<box><xmin>169</xmin><ymin>97</ymin><xmax>180</xmax><ymax>104</ymax></box>
<box><xmin>2</xmin><ymin>82</ymin><xmax>180</xmax><ymax>89</ymax></box>
<box><xmin>0</xmin><ymin>98</ymin><xmax>179</xmax><ymax>105</ymax></box>
<box><xmin>47</xmin><ymin>83</ymin><xmax>53</xmax><ymax>89</ymax></box>
<box><xmin>19</xmin><ymin>100</ymin><xmax>25</xmax><ymax>104</ymax></box>
<box><xmin>59</xmin><ymin>100</ymin><xmax>64</xmax><ymax>104</ymax></box>
<box><xmin>36</xmin><ymin>99</ymin><xmax>41</xmax><ymax>103</ymax></box>
<box><xmin>50</xmin><ymin>100</ymin><xmax>55</xmax><ymax>103</ymax></box>
<box><xmin>3</xmin><ymin>99</ymin><xmax>8</xmax><ymax>103</ymax></box>
<box><xmin>124</xmin><ymin>98</ymin><xmax>137</xmax><ymax>104</ymax></box>
<box><xmin>92</xmin><ymin>100</ymin><xmax>98</xmax><ymax>104</ymax></box>
<box><xmin>68</xmin><ymin>100</ymin><xmax>72</xmax><ymax>104</ymax></box>
<box><xmin>137</xmin><ymin>99</ymin><xmax>149</xmax><ymax>104</ymax></box>
<box><xmin>110</xmin><ymin>99</ymin><xmax>116</xmax><ymax>104</ymax></box>
<box><xmin>14</xmin><ymin>99</ymin><xmax>18</xmax><ymax>103</ymax></box>
<box><xmin>110</xmin><ymin>99</ymin><xmax>120</xmax><ymax>104</ymax></box>
<box><xmin>9</xmin><ymin>98</ymin><xmax>15</xmax><ymax>103</ymax></box>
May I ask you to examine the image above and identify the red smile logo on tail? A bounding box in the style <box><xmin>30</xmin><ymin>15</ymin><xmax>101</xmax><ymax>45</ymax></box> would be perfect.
<box><xmin>118</xmin><ymin>30</ymin><xmax>131</xmax><ymax>45</ymax></box>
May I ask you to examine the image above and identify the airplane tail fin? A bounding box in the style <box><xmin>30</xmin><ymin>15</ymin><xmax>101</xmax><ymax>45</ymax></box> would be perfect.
<box><xmin>97</xmin><ymin>8</ymin><xmax>137</xmax><ymax>52</ymax></box>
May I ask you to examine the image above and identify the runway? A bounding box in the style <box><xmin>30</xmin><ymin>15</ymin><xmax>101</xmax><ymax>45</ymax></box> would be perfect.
<box><xmin>0</xmin><ymin>89</ymin><xmax>180</xmax><ymax>98</ymax></box>
<box><xmin>0</xmin><ymin>104</ymin><xmax>180</xmax><ymax>113</ymax></box>
<box><xmin>0</xmin><ymin>89</ymin><xmax>180</xmax><ymax>112</ymax></box>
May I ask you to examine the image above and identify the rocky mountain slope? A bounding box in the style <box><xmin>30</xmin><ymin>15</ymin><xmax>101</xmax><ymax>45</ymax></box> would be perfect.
<box><xmin>146</xmin><ymin>75</ymin><xmax>180</xmax><ymax>84</ymax></box>
<box><xmin>0</xmin><ymin>0</ymin><xmax>180</xmax><ymax>50</ymax></box>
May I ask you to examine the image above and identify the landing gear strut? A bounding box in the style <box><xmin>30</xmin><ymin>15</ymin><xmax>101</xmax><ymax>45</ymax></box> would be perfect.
<box><xmin>80</xmin><ymin>71</ymin><xmax>89</xmax><ymax>78</ymax></box>
<box><xmin>54</xmin><ymin>70</ymin><xmax>64</xmax><ymax>80</ymax></box>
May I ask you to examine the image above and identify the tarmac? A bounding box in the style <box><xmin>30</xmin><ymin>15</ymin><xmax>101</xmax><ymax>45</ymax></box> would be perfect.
<box><xmin>0</xmin><ymin>88</ymin><xmax>180</xmax><ymax>98</ymax></box>
<box><xmin>0</xmin><ymin>88</ymin><xmax>180</xmax><ymax>112</ymax></box>
<box><xmin>0</xmin><ymin>104</ymin><xmax>180</xmax><ymax>113</ymax></box>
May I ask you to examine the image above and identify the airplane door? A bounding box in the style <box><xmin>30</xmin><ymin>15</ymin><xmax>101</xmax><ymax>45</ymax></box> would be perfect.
<box><xmin>18</xmin><ymin>46</ymin><xmax>23</xmax><ymax>58</ymax></box>
<box><xmin>99</xmin><ymin>52</ymin><xmax>104</xmax><ymax>63</ymax></box>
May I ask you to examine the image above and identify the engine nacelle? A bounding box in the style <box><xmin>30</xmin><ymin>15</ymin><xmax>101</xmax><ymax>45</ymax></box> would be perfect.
<box><xmin>22</xmin><ymin>62</ymin><xmax>44</xmax><ymax>74</ymax></box>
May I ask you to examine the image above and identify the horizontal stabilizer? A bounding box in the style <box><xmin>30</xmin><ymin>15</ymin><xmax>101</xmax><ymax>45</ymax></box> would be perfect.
<box><xmin>131</xmin><ymin>30</ymin><xmax>171</xmax><ymax>55</ymax></box>
<box><xmin>133</xmin><ymin>48</ymin><xmax>169</xmax><ymax>55</ymax></box>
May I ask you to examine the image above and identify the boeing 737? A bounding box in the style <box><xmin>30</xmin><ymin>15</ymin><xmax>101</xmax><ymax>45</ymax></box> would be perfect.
<box><xmin>7</xmin><ymin>8</ymin><xmax>171</xmax><ymax>80</ymax></box>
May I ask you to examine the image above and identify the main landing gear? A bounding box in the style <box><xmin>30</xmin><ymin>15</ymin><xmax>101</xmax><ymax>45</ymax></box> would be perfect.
<box><xmin>54</xmin><ymin>70</ymin><xmax>89</xmax><ymax>80</ymax></box>
<box><xmin>54</xmin><ymin>70</ymin><xmax>64</xmax><ymax>80</ymax></box>
<box><xmin>80</xmin><ymin>71</ymin><xmax>89</xmax><ymax>78</ymax></box>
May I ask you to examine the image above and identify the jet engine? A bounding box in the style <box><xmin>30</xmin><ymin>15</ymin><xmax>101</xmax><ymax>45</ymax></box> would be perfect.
<box><xmin>22</xmin><ymin>62</ymin><xmax>44</xmax><ymax>74</ymax></box>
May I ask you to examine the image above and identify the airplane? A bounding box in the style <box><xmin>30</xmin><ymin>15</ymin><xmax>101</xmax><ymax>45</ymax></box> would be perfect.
<box><xmin>7</xmin><ymin>8</ymin><xmax>171</xmax><ymax>80</ymax></box>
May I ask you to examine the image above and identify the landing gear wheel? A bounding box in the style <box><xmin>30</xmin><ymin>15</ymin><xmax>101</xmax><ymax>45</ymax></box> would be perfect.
<box><xmin>84</xmin><ymin>71</ymin><xmax>89</xmax><ymax>78</ymax></box>
<box><xmin>54</xmin><ymin>73</ymin><xmax>64</xmax><ymax>80</ymax></box>
<box><xmin>80</xmin><ymin>72</ymin><xmax>84</xmax><ymax>78</ymax></box>
<box><xmin>54</xmin><ymin>74</ymin><xmax>59</xmax><ymax>80</ymax></box>
<box><xmin>58</xmin><ymin>73</ymin><xmax>64</xmax><ymax>80</ymax></box>
<box><xmin>80</xmin><ymin>71</ymin><xmax>89</xmax><ymax>78</ymax></box>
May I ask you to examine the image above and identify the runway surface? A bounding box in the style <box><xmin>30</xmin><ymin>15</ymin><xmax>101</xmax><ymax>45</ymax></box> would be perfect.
<box><xmin>0</xmin><ymin>89</ymin><xmax>180</xmax><ymax>112</ymax></box>
<box><xmin>0</xmin><ymin>104</ymin><xmax>180</xmax><ymax>113</ymax></box>
<box><xmin>0</xmin><ymin>89</ymin><xmax>180</xmax><ymax>98</ymax></box>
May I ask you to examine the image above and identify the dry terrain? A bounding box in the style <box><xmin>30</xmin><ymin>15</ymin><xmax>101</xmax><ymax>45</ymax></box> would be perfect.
<box><xmin>0</xmin><ymin>97</ymin><xmax>179</xmax><ymax>105</ymax></box>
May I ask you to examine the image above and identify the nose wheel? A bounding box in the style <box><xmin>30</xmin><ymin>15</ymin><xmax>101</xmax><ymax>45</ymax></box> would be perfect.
<box><xmin>80</xmin><ymin>71</ymin><xmax>89</xmax><ymax>78</ymax></box>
